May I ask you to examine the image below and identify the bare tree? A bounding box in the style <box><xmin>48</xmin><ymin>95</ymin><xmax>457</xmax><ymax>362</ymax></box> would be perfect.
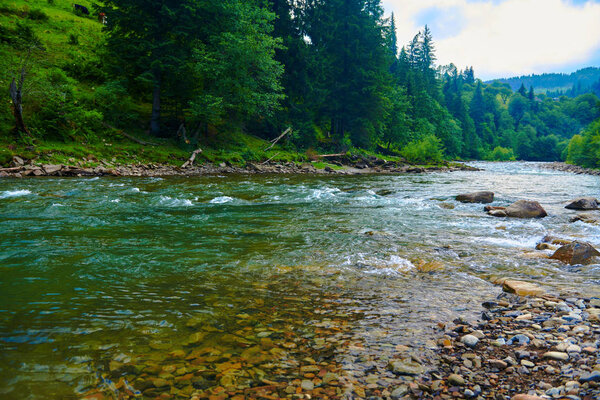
<box><xmin>9</xmin><ymin>50</ymin><xmax>32</xmax><ymax>136</ymax></box>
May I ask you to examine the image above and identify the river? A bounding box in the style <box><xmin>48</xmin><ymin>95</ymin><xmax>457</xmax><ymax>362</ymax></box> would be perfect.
<box><xmin>0</xmin><ymin>162</ymin><xmax>598</xmax><ymax>399</ymax></box>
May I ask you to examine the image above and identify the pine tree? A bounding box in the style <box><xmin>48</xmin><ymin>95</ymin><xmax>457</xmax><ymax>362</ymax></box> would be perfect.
<box><xmin>528</xmin><ymin>86</ymin><xmax>535</xmax><ymax>101</ymax></box>
<box><xmin>306</xmin><ymin>0</ymin><xmax>392</xmax><ymax>147</ymax></box>
<box><xmin>99</xmin><ymin>0</ymin><xmax>206</xmax><ymax>135</ymax></box>
<box><xmin>470</xmin><ymin>81</ymin><xmax>486</xmax><ymax>125</ymax></box>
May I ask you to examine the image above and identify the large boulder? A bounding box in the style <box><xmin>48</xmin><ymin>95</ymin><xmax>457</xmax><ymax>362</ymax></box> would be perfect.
<box><xmin>550</xmin><ymin>241</ymin><xmax>600</xmax><ymax>265</ymax></box>
<box><xmin>565</xmin><ymin>197</ymin><xmax>599</xmax><ymax>210</ymax></box>
<box><xmin>456</xmin><ymin>191</ymin><xmax>494</xmax><ymax>204</ymax></box>
<box><xmin>504</xmin><ymin>200</ymin><xmax>547</xmax><ymax>218</ymax></box>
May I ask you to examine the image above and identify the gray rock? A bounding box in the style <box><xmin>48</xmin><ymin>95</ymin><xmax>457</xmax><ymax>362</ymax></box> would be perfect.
<box><xmin>461</xmin><ymin>334</ymin><xmax>479</xmax><ymax>347</ymax></box>
<box><xmin>504</xmin><ymin>200</ymin><xmax>548</xmax><ymax>218</ymax></box>
<box><xmin>565</xmin><ymin>197</ymin><xmax>599</xmax><ymax>210</ymax></box>
<box><xmin>579</xmin><ymin>370</ymin><xmax>600</xmax><ymax>383</ymax></box>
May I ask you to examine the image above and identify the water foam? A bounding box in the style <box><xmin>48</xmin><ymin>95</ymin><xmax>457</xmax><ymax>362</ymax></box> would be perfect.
<box><xmin>158</xmin><ymin>196</ymin><xmax>193</xmax><ymax>207</ymax></box>
<box><xmin>209</xmin><ymin>196</ymin><xmax>234</xmax><ymax>204</ymax></box>
<box><xmin>0</xmin><ymin>189</ymin><xmax>32</xmax><ymax>199</ymax></box>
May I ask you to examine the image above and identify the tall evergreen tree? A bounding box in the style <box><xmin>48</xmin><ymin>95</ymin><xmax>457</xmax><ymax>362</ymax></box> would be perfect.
<box><xmin>306</xmin><ymin>0</ymin><xmax>391</xmax><ymax>147</ymax></box>
<box><xmin>99</xmin><ymin>0</ymin><xmax>206</xmax><ymax>135</ymax></box>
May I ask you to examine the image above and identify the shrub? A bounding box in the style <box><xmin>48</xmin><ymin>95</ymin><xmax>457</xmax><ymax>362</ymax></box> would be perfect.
<box><xmin>400</xmin><ymin>134</ymin><xmax>444</xmax><ymax>163</ymax></box>
<box><xmin>489</xmin><ymin>146</ymin><xmax>516</xmax><ymax>161</ymax></box>
<box><xmin>27</xmin><ymin>9</ymin><xmax>49</xmax><ymax>21</ymax></box>
<box><xmin>62</xmin><ymin>54</ymin><xmax>105</xmax><ymax>82</ymax></box>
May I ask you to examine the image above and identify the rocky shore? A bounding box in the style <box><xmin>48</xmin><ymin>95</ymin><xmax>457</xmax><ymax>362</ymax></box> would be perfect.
<box><xmin>0</xmin><ymin>154</ymin><xmax>478</xmax><ymax>178</ymax></box>
<box><xmin>406</xmin><ymin>285</ymin><xmax>600</xmax><ymax>400</ymax></box>
<box><xmin>542</xmin><ymin>162</ymin><xmax>600</xmax><ymax>176</ymax></box>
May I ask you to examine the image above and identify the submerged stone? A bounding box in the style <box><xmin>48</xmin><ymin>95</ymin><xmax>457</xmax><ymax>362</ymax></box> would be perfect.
<box><xmin>456</xmin><ymin>191</ymin><xmax>494</xmax><ymax>204</ymax></box>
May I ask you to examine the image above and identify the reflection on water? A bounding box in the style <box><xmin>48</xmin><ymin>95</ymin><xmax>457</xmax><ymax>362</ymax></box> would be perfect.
<box><xmin>0</xmin><ymin>162</ymin><xmax>599</xmax><ymax>398</ymax></box>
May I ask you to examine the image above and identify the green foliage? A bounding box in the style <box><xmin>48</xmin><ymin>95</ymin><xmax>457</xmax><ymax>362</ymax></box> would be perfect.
<box><xmin>566</xmin><ymin>120</ymin><xmax>600</xmax><ymax>168</ymax></box>
<box><xmin>400</xmin><ymin>134</ymin><xmax>444</xmax><ymax>163</ymax></box>
<box><xmin>488</xmin><ymin>146</ymin><xmax>516</xmax><ymax>161</ymax></box>
<box><xmin>190</xmin><ymin>1</ymin><xmax>284</xmax><ymax>126</ymax></box>
<box><xmin>27</xmin><ymin>9</ymin><xmax>49</xmax><ymax>21</ymax></box>
<box><xmin>92</xmin><ymin>81</ymin><xmax>138</xmax><ymax>125</ymax></box>
<box><xmin>68</xmin><ymin>33</ymin><xmax>78</xmax><ymax>45</ymax></box>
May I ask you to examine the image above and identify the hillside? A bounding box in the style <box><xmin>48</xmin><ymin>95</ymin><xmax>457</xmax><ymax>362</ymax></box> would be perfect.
<box><xmin>488</xmin><ymin>67</ymin><xmax>600</xmax><ymax>97</ymax></box>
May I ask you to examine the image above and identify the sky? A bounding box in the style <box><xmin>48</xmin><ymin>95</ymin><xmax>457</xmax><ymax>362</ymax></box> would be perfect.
<box><xmin>382</xmin><ymin>0</ymin><xmax>600</xmax><ymax>80</ymax></box>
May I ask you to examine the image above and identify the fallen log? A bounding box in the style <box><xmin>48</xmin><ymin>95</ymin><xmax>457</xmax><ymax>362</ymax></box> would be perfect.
<box><xmin>181</xmin><ymin>148</ymin><xmax>203</xmax><ymax>169</ymax></box>
<box><xmin>102</xmin><ymin>122</ymin><xmax>158</xmax><ymax>146</ymax></box>
<box><xmin>261</xmin><ymin>152</ymin><xmax>280</xmax><ymax>165</ymax></box>
<box><xmin>264</xmin><ymin>127</ymin><xmax>292</xmax><ymax>151</ymax></box>
<box><xmin>0</xmin><ymin>166</ymin><xmax>24</xmax><ymax>172</ymax></box>
<box><xmin>315</xmin><ymin>153</ymin><xmax>346</xmax><ymax>158</ymax></box>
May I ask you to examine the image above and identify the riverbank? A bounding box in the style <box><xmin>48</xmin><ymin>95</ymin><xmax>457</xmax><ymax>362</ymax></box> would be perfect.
<box><xmin>0</xmin><ymin>157</ymin><xmax>478</xmax><ymax>178</ymax></box>
<box><xmin>407</xmin><ymin>285</ymin><xmax>600</xmax><ymax>400</ymax></box>
<box><xmin>542</xmin><ymin>162</ymin><xmax>600</xmax><ymax>176</ymax></box>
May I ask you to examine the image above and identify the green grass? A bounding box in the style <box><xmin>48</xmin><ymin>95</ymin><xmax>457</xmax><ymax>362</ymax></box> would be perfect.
<box><xmin>310</xmin><ymin>161</ymin><xmax>343</xmax><ymax>170</ymax></box>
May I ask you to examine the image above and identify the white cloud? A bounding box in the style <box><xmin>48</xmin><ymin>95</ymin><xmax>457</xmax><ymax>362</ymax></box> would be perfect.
<box><xmin>383</xmin><ymin>0</ymin><xmax>600</xmax><ymax>79</ymax></box>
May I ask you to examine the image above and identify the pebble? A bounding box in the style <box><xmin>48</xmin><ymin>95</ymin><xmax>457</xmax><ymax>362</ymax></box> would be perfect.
<box><xmin>461</xmin><ymin>334</ymin><xmax>479</xmax><ymax>347</ymax></box>
<box><xmin>579</xmin><ymin>370</ymin><xmax>600</xmax><ymax>382</ymax></box>
<box><xmin>300</xmin><ymin>380</ymin><xmax>314</xmax><ymax>391</ymax></box>
<box><xmin>448</xmin><ymin>373</ymin><xmax>465</xmax><ymax>386</ymax></box>
<box><xmin>543</xmin><ymin>351</ymin><xmax>569</xmax><ymax>361</ymax></box>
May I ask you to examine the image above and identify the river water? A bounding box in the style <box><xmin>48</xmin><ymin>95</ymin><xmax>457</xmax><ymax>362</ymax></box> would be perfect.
<box><xmin>0</xmin><ymin>162</ymin><xmax>599</xmax><ymax>399</ymax></box>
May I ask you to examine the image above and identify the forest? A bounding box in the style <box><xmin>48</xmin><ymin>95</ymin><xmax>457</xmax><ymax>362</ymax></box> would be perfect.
<box><xmin>1</xmin><ymin>0</ymin><xmax>600</xmax><ymax>168</ymax></box>
<box><xmin>491</xmin><ymin>67</ymin><xmax>600</xmax><ymax>98</ymax></box>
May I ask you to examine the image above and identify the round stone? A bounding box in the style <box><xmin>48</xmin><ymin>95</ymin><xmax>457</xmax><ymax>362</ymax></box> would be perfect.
<box><xmin>461</xmin><ymin>334</ymin><xmax>479</xmax><ymax>347</ymax></box>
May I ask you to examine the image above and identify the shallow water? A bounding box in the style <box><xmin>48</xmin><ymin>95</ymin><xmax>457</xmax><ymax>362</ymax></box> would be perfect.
<box><xmin>0</xmin><ymin>162</ymin><xmax>599</xmax><ymax>398</ymax></box>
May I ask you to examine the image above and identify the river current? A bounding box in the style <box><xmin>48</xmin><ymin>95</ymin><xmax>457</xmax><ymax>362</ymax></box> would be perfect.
<box><xmin>0</xmin><ymin>162</ymin><xmax>598</xmax><ymax>398</ymax></box>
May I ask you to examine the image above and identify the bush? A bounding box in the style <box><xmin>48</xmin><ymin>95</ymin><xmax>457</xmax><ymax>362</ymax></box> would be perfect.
<box><xmin>400</xmin><ymin>134</ymin><xmax>445</xmax><ymax>164</ymax></box>
<box><xmin>62</xmin><ymin>54</ymin><xmax>105</xmax><ymax>82</ymax></box>
<box><xmin>0</xmin><ymin>149</ymin><xmax>13</xmax><ymax>167</ymax></box>
<box><xmin>27</xmin><ymin>9</ymin><xmax>49</xmax><ymax>21</ymax></box>
<box><xmin>489</xmin><ymin>146</ymin><xmax>516</xmax><ymax>161</ymax></box>
<box><xmin>1</xmin><ymin>22</ymin><xmax>43</xmax><ymax>49</ymax></box>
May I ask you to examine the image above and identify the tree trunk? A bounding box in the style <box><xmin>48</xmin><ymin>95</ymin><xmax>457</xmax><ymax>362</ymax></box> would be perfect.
<box><xmin>150</xmin><ymin>76</ymin><xmax>161</xmax><ymax>136</ymax></box>
<box><xmin>9</xmin><ymin>67</ymin><xmax>30</xmax><ymax>136</ymax></box>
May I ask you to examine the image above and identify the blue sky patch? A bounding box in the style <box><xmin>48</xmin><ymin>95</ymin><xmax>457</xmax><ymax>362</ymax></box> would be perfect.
<box><xmin>415</xmin><ymin>6</ymin><xmax>465</xmax><ymax>40</ymax></box>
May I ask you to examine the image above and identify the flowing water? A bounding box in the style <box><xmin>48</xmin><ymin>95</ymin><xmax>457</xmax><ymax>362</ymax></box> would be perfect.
<box><xmin>0</xmin><ymin>162</ymin><xmax>599</xmax><ymax>399</ymax></box>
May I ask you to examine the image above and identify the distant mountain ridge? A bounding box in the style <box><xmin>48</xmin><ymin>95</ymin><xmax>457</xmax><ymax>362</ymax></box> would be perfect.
<box><xmin>487</xmin><ymin>67</ymin><xmax>600</xmax><ymax>97</ymax></box>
